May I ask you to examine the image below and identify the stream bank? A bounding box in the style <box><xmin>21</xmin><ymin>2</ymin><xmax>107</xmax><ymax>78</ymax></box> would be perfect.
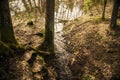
<box><xmin>5</xmin><ymin>16</ymin><xmax>73</xmax><ymax>80</ymax></box>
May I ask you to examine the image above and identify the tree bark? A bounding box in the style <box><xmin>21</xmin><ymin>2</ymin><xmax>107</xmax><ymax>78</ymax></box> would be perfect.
<box><xmin>0</xmin><ymin>1</ymin><xmax>17</xmax><ymax>78</ymax></box>
<box><xmin>0</xmin><ymin>0</ymin><xmax>17</xmax><ymax>44</ymax></box>
<box><xmin>110</xmin><ymin>0</ymin><xmax>120</xmax><ymax>28</ymax></box>
<box><xmin>43</xmin><ymin>0</ymin><xmax>55</xmax><ymax>54</ymax></box>
<box><xmin>102</xmin><ymin>0</ymin><xmax>107</xmax><ymax>20</ymax></box>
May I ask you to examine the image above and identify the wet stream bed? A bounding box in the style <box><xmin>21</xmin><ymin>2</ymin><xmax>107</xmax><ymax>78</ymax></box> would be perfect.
<box><xmin>50</xmin><ymin>22</ymin><xmax>73</xmax><ymax>80</ymax></box>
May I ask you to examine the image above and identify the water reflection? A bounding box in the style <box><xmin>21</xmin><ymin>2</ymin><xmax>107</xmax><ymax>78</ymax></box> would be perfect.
<box><xmin>55</xmin><ymin>1</ymin><xmax>82</xmax><ymax>32</ymax></box>
<box><xmin>55</xmin><ymin>1</ymin><xmax>82</xmax><ymax>20</ymax></box>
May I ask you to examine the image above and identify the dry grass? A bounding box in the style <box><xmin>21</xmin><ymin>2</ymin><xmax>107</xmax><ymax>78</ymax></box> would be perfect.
<box><xmin>64</xmin><ymin>16</ymin><xmax>120</xmax><ymax>80</ymax></box>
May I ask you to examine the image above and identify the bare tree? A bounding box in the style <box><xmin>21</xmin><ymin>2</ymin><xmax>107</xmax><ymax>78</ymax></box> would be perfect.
<box><xmin>102</xmin><ymin>0</ymin><xmax>107</xmax><ymax>20</ymax></box>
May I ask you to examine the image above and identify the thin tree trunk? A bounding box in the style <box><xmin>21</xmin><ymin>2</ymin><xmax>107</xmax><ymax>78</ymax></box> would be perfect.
<box><xmin>41</xmin><ymin>0</ymin><xmax>46</xmax><ymax>14</ymax></box>
<box><xmin>38</xmin><ymin>0</ymin><xmax>42</xmax><ymax>14</ymax></box>
<box><xmin>33</xmin><ymin>0</ymin><xmax>37</xmax><ymax>18</ymax></box>
<box><xmin>0</xmin><ymin>0</ymin><xmax>17</xmax><ymax>44</ymax></box>
<box><xmin>102</xmin><ymin>0</ymin><xmax>107</xmax><ymax>20</ymax></box>
<box><xmin>110</xmin><ymin>0</ymin><xmax>119</xmax><ymax>28</ymax></box>
<box><xmin>42</xmin><ymin>0</ymin><xmax>55</xmax><ymax>54</ymax></box>
<box><xmin>33</xmin><ymin>0</ymin><xmax>37</xmax><ymax>8</ymax></box>
<box><xmin>27</xmin><ymin>0</ymin><xmax>33</xmax><ymax>11</ymax></box>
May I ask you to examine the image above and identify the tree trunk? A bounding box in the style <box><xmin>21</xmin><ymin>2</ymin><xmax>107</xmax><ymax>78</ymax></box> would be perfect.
<box><xmin>110</xmin><ymin>0</ymin><xmax>120</xmax><ymax>28</ymax></box>
<box><xmin>43</xmin><ymin>0</ymin><xmax>55</xmax><ymax>54</ymax></box>
<box><xmin>33</xmin><ymin>0</ymin><xmax>37</xmax><ymax>8</ymax></box>
<box><xmin>0</xmin><ymin>2</ymin><xmax>17</xmax><ymax>77</ymax></box>
<box><xmin>38</xmin><ymin>0</ymin><xmax>46</xmax><ymax>15</ymax></box>
<box><xmin>38</xmin><ymin>0</ymin><xmax>42</xmax><ymax>14</ymax></box>
<box><xmin>0</xmin><ymin>0</ymin><xmax>17</xmax><ymax>44</ymax></box>
<box><xmin>41</xmin><ymin>0</ymin><xmax>46</xmax><ymax>14</ymax></box>
<box><xmin>102</xmin><ymin>0</ymin><xmax>107</xmax><ymax>20</ymax></box>
<box><xmin>27</xmin><ymin>0</ymin><xmax>33</xmax><ymax>11</ymax></box>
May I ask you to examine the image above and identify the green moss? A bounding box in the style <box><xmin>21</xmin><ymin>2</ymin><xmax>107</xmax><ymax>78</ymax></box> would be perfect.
<box><xmin>44</xmin><ymin>29</ymin><xmax>54</xmax><ymax>54</ymax></box>
<box><xmin>83</xmin><ymin>0</ymin><xmax>93</xmax><ymax>12</ymax></box>
<box><xmin>82</xmin><ymin>74</ymin><xmax>95</xmax><ymax>80</ymax></box>
<box><xmin>8</xmin><ymin>44</ymin><xmax>26</xmax><ymax>56</ymax></box>
<box><xmin>0</xmin><ymin>41</ymin><xmax>14</xmax><ymax>58</ymax></box>
<box><xmin>38</xmin><ymin>56</ymin><xmax>45</xmax><ymax>64</ymax></box>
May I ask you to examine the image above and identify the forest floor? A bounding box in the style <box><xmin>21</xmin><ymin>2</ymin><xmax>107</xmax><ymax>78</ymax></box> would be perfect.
<box><xmin>63</xmin><ymin>15</ymin><xmax>120</xmax><ymax>80</ymax></box>
<box><xmin>1</xmin><ymin>14</ymin><xmax>120</xmax><ymax>80</ymax></box>
<box><xmin>8</xmin><ymin>17</ymin><xmax>46</xmax><ymax>80</ymax></box>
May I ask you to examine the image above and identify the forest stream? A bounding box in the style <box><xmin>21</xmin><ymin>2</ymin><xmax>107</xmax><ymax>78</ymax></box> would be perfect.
<box><xmin>8</xmin><ymin>2</ymin><xmax>82</xmax><ymax>79</ymax></box>
<box><xmin>54</xmin><ymin>22</ymin><xmax>72</xmax><ymax>79</ymax></box>
<box><xmin>53</xmin><ymin>3</ymin><xmax>82</xmax><ymax>78</ymax></box>
<box><xmin>46</xmin><ymin>2</ymin><xmax>82</xmax><ymax>79</ymax></box>
<box><xmin>1</xmin><ymin>0</ymin><xmax>120</xmax><ymax>80</ymax></box>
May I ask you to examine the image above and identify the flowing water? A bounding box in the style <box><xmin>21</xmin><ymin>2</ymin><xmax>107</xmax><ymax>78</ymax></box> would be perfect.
<box><xmin>54</xmin><ymin>22</ymin><xmax>72</xmax><ymax>79</ymax></box>
<box><xmin>53</xmin><ymin>2</ymin><xmax>82</xmax><ymax>79</ymax></box>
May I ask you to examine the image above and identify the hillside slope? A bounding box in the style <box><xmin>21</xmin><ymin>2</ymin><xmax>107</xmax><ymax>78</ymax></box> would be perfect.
<box><xmin>64</xmin><ymin>16</ymin><xmax>120</xmax><ymax>80</ymax></box>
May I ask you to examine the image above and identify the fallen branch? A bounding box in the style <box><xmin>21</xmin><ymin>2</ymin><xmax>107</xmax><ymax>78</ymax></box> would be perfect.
<box><xmin>25</xmin><ymin>46</ymin><xmax>50</xmax><ymax>56</ymax></box>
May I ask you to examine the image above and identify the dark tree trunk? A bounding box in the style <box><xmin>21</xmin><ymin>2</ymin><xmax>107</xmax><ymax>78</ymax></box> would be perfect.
<box><xmin>0</xmin><ymin>1</ymin><xmax>17</xmax><ymax>79</ymax></box>
<box><xmin>102</xmin><ymin>0</ymin><xmax>107</xmax><ymax>20</ymax></box>
<box><xmin>110</xmin><ymin>0</ymin><xmax>120</xmax><ymax>28</ymax></box>
<box><xmin>0</xmin><ymin>0</ymin><xmax>17</xmax><ymax>44</ymax></box>
<box><xmin>44</xmin><ymin>0</ymin><xmax>55</xmax><ymax>54</ymax></box>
